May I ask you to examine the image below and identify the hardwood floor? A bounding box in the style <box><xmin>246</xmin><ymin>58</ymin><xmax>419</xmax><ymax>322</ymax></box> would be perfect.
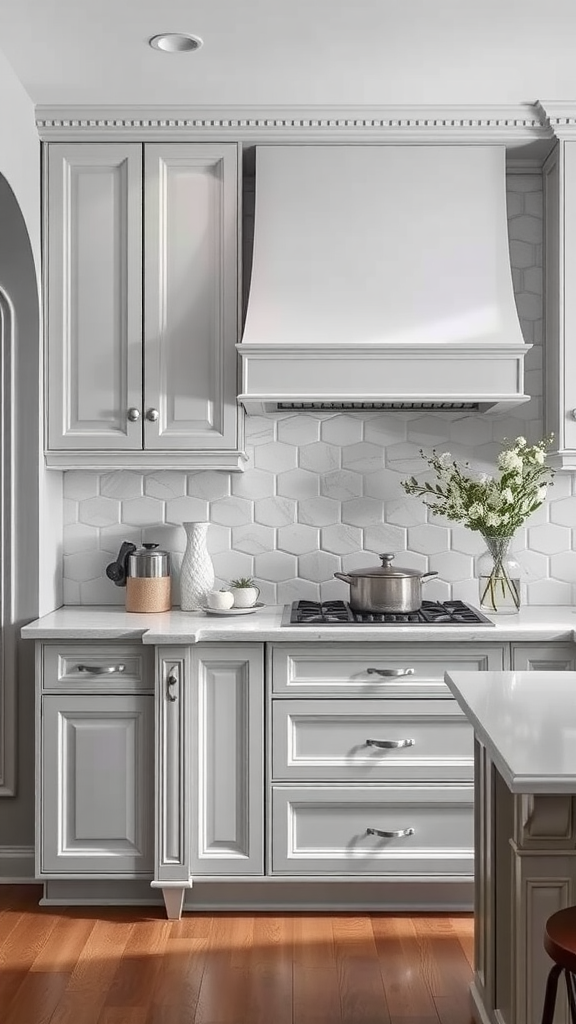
<box><xmin>0</xmin><ymin>886</ymin><xmax>474</xmax><ymax>1024</ymax></box>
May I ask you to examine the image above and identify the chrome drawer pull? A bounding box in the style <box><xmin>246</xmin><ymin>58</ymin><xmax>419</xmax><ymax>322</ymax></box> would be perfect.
<box><xmin>366</xmin><ymin>667</ymin><xmax>415</xmax><ymax>678</ymax></box>
<box><xmin>166</xmin><ymin>667</ymin><xmax>178</xmax><ymax>703</ymax></box>
<box><xmin>366</xmin><ymin>827</ymin><xmax>415</xmax><ymax>839</ymax></box>
<box><xmin>366</xmin><ymin>738</ymin><xmax>415</xmax><ymax>749</ymax></box>
<box><xmin>77</xmin><ymin>664</ymin><xmax>126</xmax><ymax>675</ymax></box>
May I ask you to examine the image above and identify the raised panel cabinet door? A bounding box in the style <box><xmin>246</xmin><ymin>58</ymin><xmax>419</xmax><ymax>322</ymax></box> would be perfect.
<box><xmin>46</xmin><ymin>143</ymin><xmax>143</xmax><ymax>451</ymax></box>
<box><xmin>40</xmin><ymin>695</ymin><xmax>153</xmax><ymax>875</ymax></box>
<box><xmin>191</xmin><ymin>645</ymin><xmax>264</xmax><ymax>874</ymax></box>
<box><xmin>144</xmin><ymin>144</ymin><xmax>239</xmax><ymax>451</ymax></box>
<box><xmin>511</xmin><ymin>643</ymin><xmax>576</xmax><ymax>671</ymax></box>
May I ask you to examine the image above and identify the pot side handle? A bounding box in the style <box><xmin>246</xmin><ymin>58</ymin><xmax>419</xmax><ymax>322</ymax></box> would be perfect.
<box><xmin>334</xmin><ymin>572</ymin><xmax>355</xmax><ymax>586</ymax></box>
<box><xmin>421</xmin><ymin>571</ymin><xmax>439</xmax><ymax>582</ymax></box>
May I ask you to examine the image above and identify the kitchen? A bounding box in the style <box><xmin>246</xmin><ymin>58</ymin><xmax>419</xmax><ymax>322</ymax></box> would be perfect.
<box><xmin>2</xmin><ymin>3</ymin><xmax>576</xmax><ymax>1023</ymax></box>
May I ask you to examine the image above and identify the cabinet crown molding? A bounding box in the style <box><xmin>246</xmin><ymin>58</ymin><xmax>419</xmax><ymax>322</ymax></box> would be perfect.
<box><xmin>35</xmin><ymin>102</ymin><xmax>552</xmax><ymax>144</ymax></box>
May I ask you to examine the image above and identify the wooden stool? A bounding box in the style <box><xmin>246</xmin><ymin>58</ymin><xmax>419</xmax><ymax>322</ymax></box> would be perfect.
<box><xmin>541</xmin><ymin>907</ymin><xmax>576</xmax><ymax>1023</ymax></box>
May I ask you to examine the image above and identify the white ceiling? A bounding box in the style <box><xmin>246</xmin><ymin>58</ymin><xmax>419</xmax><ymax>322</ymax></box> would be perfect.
<box><xmin>1</xmin><ymin>0</ymin><xmax>576</xmax><ymax>109</ymax></box>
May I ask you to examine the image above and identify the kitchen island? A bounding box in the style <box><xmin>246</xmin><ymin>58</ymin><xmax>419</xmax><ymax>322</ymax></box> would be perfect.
<box><xmin>21</xmin><ymin>606</ymin><xmax>576</xmax><ymax>920</ymax></box>
<box><xmin>444</xmin><ymin>668</ymin><xmax>576</xmax><ymax>1024</ymax></box>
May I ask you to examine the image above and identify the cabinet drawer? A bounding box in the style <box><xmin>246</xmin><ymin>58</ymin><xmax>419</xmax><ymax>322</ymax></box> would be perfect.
<box><xmin>271</xmin><ymin>699</ymin><xmax>473</xmax><ymax>782</ymax></box>
<box><xmin>42</xmin><ymin>644</ymin><xmax>153</xmax><ymax>692</ymax></box>
<box><xmin>270</xmin><ymin>784</ymin><xmax>473</xmax><ymax>876</ymax></box>
<box><xmin>270</xmin><ymin>643</ymin><xmax>505</xmax><ymax>697</ymax></box>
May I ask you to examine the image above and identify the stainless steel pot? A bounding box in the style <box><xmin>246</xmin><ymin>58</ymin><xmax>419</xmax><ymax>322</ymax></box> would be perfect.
<box><xmin>334</xmin><ymin>553</ymin><xmax>437</xmax><ymax>613</ymax></box>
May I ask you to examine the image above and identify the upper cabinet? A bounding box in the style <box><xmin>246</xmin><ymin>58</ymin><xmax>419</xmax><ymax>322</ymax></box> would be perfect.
<box><xmin>544</xmin><ymin>140</ymin><xmax>576</xmax><ymax>470</ymax></box>
<box><xmin>45</xmin><ymin>142</ymin><xmax>244</xmax><ymax>469</ymax></box>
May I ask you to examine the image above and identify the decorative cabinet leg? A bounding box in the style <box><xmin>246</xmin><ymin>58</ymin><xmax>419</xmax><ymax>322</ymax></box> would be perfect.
<box><xmin>163</xmin><ymin>886</ymin><xmax>185</xmax><ymax>921</ymax></box>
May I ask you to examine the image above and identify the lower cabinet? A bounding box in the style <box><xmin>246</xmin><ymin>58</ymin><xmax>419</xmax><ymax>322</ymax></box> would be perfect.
<box><xmin>268</xmin><ymin>642</ymin><xmax>505</xmax><ymax>880</ymax></box>
<box><xmin>37</xmin><ymin>642</ymin><xmax>155</xmax><ymax>878</ymax></box>
<box><xmin>155</xmin><ymin>644</ymin><xmax>264</xmax><ymax>895</ymax></box>
<box><xmin>40</xmin><ymin>694</ymin><xmax>154</xmax><ymax>875</ymax></box>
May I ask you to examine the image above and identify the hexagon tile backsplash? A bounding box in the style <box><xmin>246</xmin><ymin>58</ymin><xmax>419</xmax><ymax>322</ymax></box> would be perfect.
<box><xmin>63</xmin><ymin>173</ymin><xmax>576</xmax><ymax>607</ymax></box>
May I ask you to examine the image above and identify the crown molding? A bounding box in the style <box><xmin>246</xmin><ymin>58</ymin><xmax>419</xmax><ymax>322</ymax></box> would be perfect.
<box><xmin>537</xmin><ymin>100</ymin><xmax>576</xmax><ymax>140</ymax></box>
<box><xmin>35</xmin><ymin>102</ymin><xmax>551</xmax><ymax>145</ymax></box>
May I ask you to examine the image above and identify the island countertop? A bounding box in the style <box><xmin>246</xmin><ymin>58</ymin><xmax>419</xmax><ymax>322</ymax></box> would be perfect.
<box><xmin>20</xmin><ymin>603</ymin><xmax>576</xmax><ymax>643</ymax></box>
<box><xmin>444</xmin><ymin>668</ymin><xmax>576</xmax><ymax>793</ymax></box>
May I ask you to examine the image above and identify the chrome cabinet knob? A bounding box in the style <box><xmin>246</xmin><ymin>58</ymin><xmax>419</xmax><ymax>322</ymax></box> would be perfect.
<box><xmin>146</xmin><ymin>408</ymin><xmax>159</xmax><ymax>422</ymax></box>
<box><xmin>127</xmin><ymin>408</ymin><xmax>141</xmax><ymax>422</ymax></box>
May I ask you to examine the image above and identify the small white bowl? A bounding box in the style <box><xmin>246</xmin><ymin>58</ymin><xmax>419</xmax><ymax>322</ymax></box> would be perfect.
<box><xmin>206</xmin><ymin>589</ymin><xmax>234</xmax><ymax>611</ymax></box>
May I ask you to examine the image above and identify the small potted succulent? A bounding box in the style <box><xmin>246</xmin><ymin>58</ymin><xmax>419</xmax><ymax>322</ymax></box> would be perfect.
<box><xmin>229</xmin><ymin>577</ymin><xmax>260</xmax><ymax>608</ymax></box>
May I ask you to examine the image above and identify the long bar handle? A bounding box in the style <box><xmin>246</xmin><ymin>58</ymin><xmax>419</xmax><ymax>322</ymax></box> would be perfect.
<box><xmin>366</xmin><ymin>738</ymin><xmax>415</xmax><ymax>749</ymax></box>
<box><xmin>366</xmin><ymin>827</ymin><xmax>415</xmax><ymax>839</ymax></box>
<box><xmin>366</xmin><ymin>667</ymin><xmax>415</xmax><ymax>678</ymax></box>
<box><xmin>166</xmin><ymin>666</ymin><xmax>178</xmax><ymax>702</ymax></box>
<box><xmin>77</xmin><ymin>664</ymin><xmax>126</xmax><ymax>675</ymax></box>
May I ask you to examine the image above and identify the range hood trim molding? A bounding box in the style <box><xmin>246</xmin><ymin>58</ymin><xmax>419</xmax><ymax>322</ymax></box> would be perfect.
<box><xmin>237</xmin><ymin>342</ymin><xmax>532</xmax><ymax>415</ymax></box>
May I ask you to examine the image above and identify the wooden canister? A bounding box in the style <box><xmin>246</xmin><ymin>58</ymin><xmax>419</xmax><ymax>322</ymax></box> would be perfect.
<box><xmin>125</xmin><ymin>576</ymin><xmax>171</xmax><ymax>613</ymax></box>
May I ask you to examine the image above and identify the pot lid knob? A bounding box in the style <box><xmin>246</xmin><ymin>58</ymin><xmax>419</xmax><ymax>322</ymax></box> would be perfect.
<box><xmin>380</xmin><ymin>553</ymin><xmax>395</xmax><ymax>567</ymax></box>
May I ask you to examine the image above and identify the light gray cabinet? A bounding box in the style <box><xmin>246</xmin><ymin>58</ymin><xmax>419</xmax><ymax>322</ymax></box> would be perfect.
<box><xmin>511</xmin><ymin>643</ymin><xmax>576</xmax><ymax>671</ymax></box>
<box><xmin>45</xmin><ymin>142</ymin><xmax>243</xmax><ymax>469</ymax></box>
<box><xmin>155</xmin><ymin>644</ymin><xmax>264</xmax><ymax>918</ymax></box>
<box><xmin>37</xmin><ymin>643</ymin><xmax>154</xmax><ymax>878</ymax></box>
<box><xmin>268</xmin><ymin>641</ymin><xmax>506</xmax><ymax>880</ymax></box>
<box><xmin>40</xmin><ymin>694</ymin><xmax>153</xmax><ymax>876</ymax></box>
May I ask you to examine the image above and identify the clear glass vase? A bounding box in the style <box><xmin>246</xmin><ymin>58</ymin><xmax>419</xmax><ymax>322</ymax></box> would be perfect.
<box><xmin>477</xmin><ymin>535</ymin><xmax>521</xmax><ymax>615</ymax></box>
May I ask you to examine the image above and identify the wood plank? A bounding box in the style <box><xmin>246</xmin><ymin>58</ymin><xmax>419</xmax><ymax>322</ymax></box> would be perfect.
<box><xmin>293</xmin><ymin>914</ymin><xmax>342</xmax><ymax>1024</ymax></box>
<box><xmin>372</xmin><ymin>915</ymin><xmax>440</xmax><ymax>1020</ymax></box>
<box><xmin>102</xmin><ymin>920</ymin><xmax>171</xmax><ymax>1012</ymax></box>
<box><xmin>49</xmin><ymin>919</ymin><xmax>135</xmax><ymax>1024</ymax></box>
<box><xmin>30</xmin><ymin>914</ymin><xmax>96</xmax><ymax>972</ymax></box>
<box><xmin>194</xmin><ymin>914</ymin><xmax>255</xmax><ymax>1024</ymax></box>
<box><xmin>333</xmin><ymin>915</ymin><xmax>390</xmax><ymax>1024</ymax></box>
<box><xmin>450</xmin><ymin>914</ymin><xmax>474</xmax><ymax>970</ymax></box>
<box><xmin>1</xmin><ymin>971</ymin><xmax>70</xmax><ymax>1024</ymax></box>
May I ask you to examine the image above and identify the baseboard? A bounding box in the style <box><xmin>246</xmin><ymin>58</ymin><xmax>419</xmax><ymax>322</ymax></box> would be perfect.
<box><xmin>0</xmin><ymin>845</ymin><xmax>35</xmax><ymax>882</ymax></box>
<box><xmin>40</xmin><ymin>876</ymin><xmax>473</xmax><ymax>911</ymax></box>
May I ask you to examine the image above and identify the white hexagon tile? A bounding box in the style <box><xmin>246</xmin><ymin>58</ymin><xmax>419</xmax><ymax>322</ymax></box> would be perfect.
<box><xmin>64</xmin><ymin>176</ymin><xmax>576</xmax><ymax>607</ymax></box>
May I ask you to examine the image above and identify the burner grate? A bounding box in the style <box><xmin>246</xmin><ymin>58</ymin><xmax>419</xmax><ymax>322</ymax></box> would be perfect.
<box><xmin>284</xmin><ymin>599</ymin><xmax>494</xmax><ymax>626</ymax></box>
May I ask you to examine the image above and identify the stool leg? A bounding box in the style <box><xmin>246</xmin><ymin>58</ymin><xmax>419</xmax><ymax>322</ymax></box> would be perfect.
<box><xmin>541</xmin><ymin>964</ymin><xmax>563</xmax><ymax>1024</ymax></box>
<box><xmin>565</xmin><ymin>969</ymin><xmax>576</xmax><ymax>1024</ymax></box>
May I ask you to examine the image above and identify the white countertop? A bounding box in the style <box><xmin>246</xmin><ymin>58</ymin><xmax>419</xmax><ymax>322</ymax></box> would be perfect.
<box><xmin>20</xmin><ymin>603</ymin><xmax>576</xmax><ymax>643</ymax></box>
<box><xmin>444</xmin><ymin>669</ymin><xmax>576</xmax><ymax>793</ymax></box>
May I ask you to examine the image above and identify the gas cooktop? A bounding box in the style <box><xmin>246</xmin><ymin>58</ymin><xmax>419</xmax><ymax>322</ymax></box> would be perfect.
<box><xmin>282</xmin><ymin>599</ymin><xmax>495</xmax><ymax>626</ymax></box>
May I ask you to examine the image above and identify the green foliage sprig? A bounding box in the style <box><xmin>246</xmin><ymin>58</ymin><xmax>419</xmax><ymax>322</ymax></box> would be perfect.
<box><xmin>401</xmin><ymin>435</ymin><xmax>554</xmax><ymax>537</ymax></box>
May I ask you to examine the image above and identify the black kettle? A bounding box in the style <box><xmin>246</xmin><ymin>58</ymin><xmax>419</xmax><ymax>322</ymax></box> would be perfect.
<box><xmin>105</xmin><ymin>541</ymin><xmax>137</xmax><ymax>587</ymax></box>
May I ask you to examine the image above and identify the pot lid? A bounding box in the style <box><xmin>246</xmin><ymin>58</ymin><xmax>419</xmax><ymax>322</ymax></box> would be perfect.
<box><xmin>346</xmin><ymin>553</ymin><xmax>427</xmax><ymax>579</ymax></box>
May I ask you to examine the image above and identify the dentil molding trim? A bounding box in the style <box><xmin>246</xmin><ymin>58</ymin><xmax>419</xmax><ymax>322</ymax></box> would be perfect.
<box><xmin>35</xmin><ymin>102</ymin><xmax>552</xmax><ymax>143</ymax></box>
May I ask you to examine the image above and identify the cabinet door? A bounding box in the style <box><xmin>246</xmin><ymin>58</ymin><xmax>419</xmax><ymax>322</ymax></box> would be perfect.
<box><xmin>191</xmin><ymin>645</ymin><xmax>264</xmax><ymax>874</ymax></box>
<box><xmin>46</xmin><ymin>143</ymin><xmax>143</xmax><ymax>451</ymax></box>
<box><xmin>40</xmin><ymin>695</ymin><xmax>153</xmax><ymax>875</ymax></box>
<box><xmin>511</xmin><ymin>643</ymin><xmax>576</xmax><ymax>671</ymax></box>
<box><xmin>144</xmin><ymin>144</ymin><xmax>239</xmax><ymax>451</ymax></box>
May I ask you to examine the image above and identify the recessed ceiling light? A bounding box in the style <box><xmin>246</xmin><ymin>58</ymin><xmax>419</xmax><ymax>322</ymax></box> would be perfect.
<box><xmin>148</xmin><ymin>33</ymin><xmax>203</xmax><ymax>53</ymax></box>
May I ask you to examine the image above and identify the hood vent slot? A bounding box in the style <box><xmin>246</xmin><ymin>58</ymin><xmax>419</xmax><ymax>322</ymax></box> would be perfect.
<box><xmin>278</xmin><ymin>401</ymin><xmax>478</xmax><ymax>411</ymax></box>
<box><xmin>237</xmin><ymin>145</ymin><xmax>531</xmax><ymax>415</ymax></box>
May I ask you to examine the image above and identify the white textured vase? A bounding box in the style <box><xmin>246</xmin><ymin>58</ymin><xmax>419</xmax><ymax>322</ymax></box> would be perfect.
<box><xmin>179</xmin><ymin>522</ymin><xmax>215</xmax><ymax>611</ymax></box>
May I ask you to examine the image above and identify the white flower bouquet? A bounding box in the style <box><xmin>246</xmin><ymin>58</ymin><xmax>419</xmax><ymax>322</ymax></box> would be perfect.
<box><xmin>401</xmin><ymin>436</ymin><xmax>555</xmax><ymax>613</ymax></box>
<box><xmin>401</xmin><ymin>435</ymin><xmax>554</xmax><ymax>537</ymax></box>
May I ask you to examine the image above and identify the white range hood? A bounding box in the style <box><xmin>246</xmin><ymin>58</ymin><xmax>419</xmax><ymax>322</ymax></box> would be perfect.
<box><xmin>237</xmin><ymin>145</ymin><xmax>531</xmax><ymax>414</ymax></box>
